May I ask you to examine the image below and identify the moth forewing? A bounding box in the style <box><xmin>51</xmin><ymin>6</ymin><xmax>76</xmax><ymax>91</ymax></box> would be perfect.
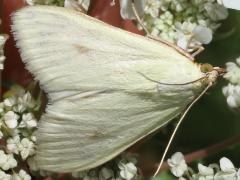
<box><xmin>12</xmin><ymin>6</ymin><xmax>211</xmax><ymax>172</ymax></box>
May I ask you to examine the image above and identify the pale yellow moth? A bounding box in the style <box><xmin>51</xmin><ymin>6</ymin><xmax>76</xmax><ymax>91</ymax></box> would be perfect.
<box><xmin>12</xmin><ymin>6</ymin><xmax>223</xmax><ymax>173</ymax></box>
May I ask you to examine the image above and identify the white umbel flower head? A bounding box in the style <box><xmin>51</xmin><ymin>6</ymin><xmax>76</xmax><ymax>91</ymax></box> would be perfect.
<box><xmin>12</xmin><ymin>169</ymin><xmax>31</xmax><ymax>180</ymax></box>
<box><xmin>118</xmin><ymin>162</ymin><xmax>137</xmax><ymax>180</ymax></box>
<box><xmin>193</xmin><ymin>26</ymin><xmax>213</xmax><ymax>44</ymax></box>
<box><xmin>176</xmin><ymin>22</ymin><xmax>213</xmax><ymax>50</ymax></box>
<box><xmin>19</xmin><ymin>113</ymin><xmax>37</xmax><ymax>129</ymax></box>
<box><xmin>223</xmin><ymin>57</ymin><xmax>240</xmax><ymax>109</ymax></box>
<box><xmin>214</xmin><ymin>157</ymin><xmax>238</xmax><ymax>180</ymax></box>
<box><xmin>193</xmin><ymin>163</ymin><xmax>214</xmax><ymax>179</ymax></box>
<box><xmin>204</xmin><ymin>2</ymin><xmax>228</xmax><ymax>21</ymax></box>
<box><xmin>0</xmin><ymin>170</ymin><xmax>11</xmax><ymax>180</ymax></box>
<box><xmin>224</xmin><ymin>58</ymin><xmax>240</xmax><ymax>85</ymax></box>
<box><xmin>223</xmin><ymin>84</ymin><xmax>240</xmax><ymax>108</ymax></box>
<box><xmin>3</xmin><ymin>111</ymin><xmax>19</xmax><ymax>129</ymax></box>
<box><xmin>7</xmin><ymin>135</ymin><xmax>21</xmax><ymax>154</ymax></box>
<box><xmin>144</xmin><ymin>0</ymin><xmax>161</xmax><ymax>18</ymax></box>
<box><xmin>0</xmin><ymin>150</ymin><xmax>17</xmax><ymax>171</ymax></box>
<box><xmin>3</xmin><ymin>97</ymin><xmax>16</xmax><ymax>107</ymax></box>
<box><xmin>167</xmin><ymin>152</ymin><xmax>188</xmax><ymax>177</ymax></box>
<box><xmin>19</xmin><ymin>138</ymin><xmax>35</xmax><ymax>160</ymax></box>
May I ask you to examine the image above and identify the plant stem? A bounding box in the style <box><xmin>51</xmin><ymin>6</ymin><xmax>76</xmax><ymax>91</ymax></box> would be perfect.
<box><xmin>155</xmin><ymin>134</ymin><xmax>240</xmax><ymax>172</ymax></box>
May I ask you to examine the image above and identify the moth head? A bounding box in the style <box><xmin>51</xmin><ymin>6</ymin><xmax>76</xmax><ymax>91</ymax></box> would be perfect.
<box><xmin>200</xmin><ymin>64</ymin><xmax>226</xmax><ymax>85</ymax></box>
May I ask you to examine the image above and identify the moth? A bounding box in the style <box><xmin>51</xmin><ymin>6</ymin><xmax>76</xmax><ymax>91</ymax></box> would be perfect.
<box><xmin>12</xmin><ymin>6</ymin><xmax>223</xmax><ymax>173</ymax></box>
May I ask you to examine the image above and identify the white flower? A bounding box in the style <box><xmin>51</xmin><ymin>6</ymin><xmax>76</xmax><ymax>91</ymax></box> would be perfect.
<box><xmin>220</xmin><ymin>157</ymin><xmax>235</xmax><ymax>172</ymax></box>
<box><xmin>224</xmin><ymin>58</ymin><xmax>240</xmax><ymax>85</ymax></box>
<box><xmin>193</xmin><ymin>26</ymin><xmax>213</xmax><ymax>44</ymax></box>
<box><xmin>204</xmin><ymin>2</ymin><xmax>228</xmax><ymax>21</ymax></box>
<box><xmin>175</xmin><ymin>21</ymin><xmax>197</xmax><ymax>50</ymax></box>
<box><xmin>3</xmin><ymin>97</ymin><xmax>16</xmax><ymax>107</ymax></box>
<box><xmin>17</xmin><ymin>92</ymin><xmax>35</xmax><ymax>111</ymax></box>
<box><xmin>12</xmin><ymin>169</ymin><xmax>31</xmax><ymax>180</ymax></box>
<box><xmin>13</xmin><ymin>104</ymin><xmax>26</xmax><ymax>113</ymax></box>
<box><xmin>144</xmin><ymin>0</ymin><xmax>161</xmax><ymax>18</ymax></box>
<box><xmin>19</xmin><ymin>113</ymin><xmax>37</xmax><ymax>129</ymax></box>
<box><xmin>222</xmin><ymin>84</ymin><xmax>240</xmax><ymax>108</ymax></box>
<box><xmin>0</xmin><ymin>170</ymin><xmax>11</xmax><ymax>180</ymax></box>
<box><xmin>217</xmin><ymin>0</ymin><xmax>240</xmax><ymax>10</ymax></box>
<box><xmin>167</xmin><ymin>152</ymin><xmax>188</xmax><ymax>177</ymax></box>
<box><xmin>214</xmin><ymin>157</ymin><xmax>238</xmax><ymax>180</ymax></box>
<box><xmin>0</xmin><ymin>150</ymin><xmax>17</xmax><ymax>171</ymax></box>
<box><xmin>7</xmin><ymin>135</ymin><xmax>21</xmax><ymax>154</ymax></box>
<box><xmin>118</xmin><ymin>162</ymin><xmax>137</xmax><ymax>180</ymax></box>
<box><xmin>0</xmin><ymin>150</ymin><xmax>7</xmax><ymax>167</ymax></box>
<box><xmin>19</xmin><ymin>138</ymin><xmax>35</xmax><ymax>160</ymax></box>
<box><xmin>4</xmin><ymin>111</ymin><xmax>19</xmax><ymax>129</ymax></box>
<box><xmin>2</xmin><ymin>154</ymin><xmax>17</xmax><ymax>171</ymax></box>
<box><xmin>99</xmin><ymin>167</ymin><xmax>114</xmax><ymax>180</ymax></box>
<box><xmin>193</xmin><ymin>163</ymin><xmax>214</xmax><ymax>179</ymax></box>
<box><xmin>120</xmin><ymin>0</ymin><xmax>145</xmax><ymax>19</ymax></box>
<box><xmin>223</xmin><ymin>58</ymin><xmax>240</xmax><ymax>108</ymax></box>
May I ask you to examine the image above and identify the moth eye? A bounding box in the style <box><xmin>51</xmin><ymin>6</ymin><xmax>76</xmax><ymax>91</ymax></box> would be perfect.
<box><xmin>200</xmin><ymin>63</ymin><xmax>214</xmax><ymax>73</ymax></box>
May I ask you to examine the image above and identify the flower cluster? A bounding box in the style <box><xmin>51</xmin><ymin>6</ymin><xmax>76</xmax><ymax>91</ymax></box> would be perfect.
<box><xmin>0</xmin><ymin>86</ymin><xmax>39</xmax><ymax>179</ymax></box>
<box><xmin>223</xmin><ymin>57</ymin><xmax>240</xmax><ymax>109</ymax></box>
<box><xmin>168</xmin><ymin>152</ymin><xmax>240</xmax><ymax>180</ymax></box>
<box><xmin>72</xmin><ymin>154</ymin><xmax>140</xmax><ymax>180</ymax></box>
<box><xmin>120</xmin><ymin>0</ymin><xmax>240</xmax><ymax>51</ymax></box>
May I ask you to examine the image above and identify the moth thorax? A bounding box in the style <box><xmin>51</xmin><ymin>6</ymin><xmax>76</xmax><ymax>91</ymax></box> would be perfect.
<box><xmin>200</xmin><ymin>63</ymin><xmax>213</xmax><ymax>73</ymax></box>
<box><xmin>204</xmin><ymin>69</ymin><xmax>219</xmax><ymax>85</ymax></box>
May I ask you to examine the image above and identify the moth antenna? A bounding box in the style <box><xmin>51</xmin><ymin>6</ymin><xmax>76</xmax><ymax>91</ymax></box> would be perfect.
<box><xmin>138</xmin><ymin>72</ymin><xmax>207</xmax><ymax>85</ymax></box>
<box><xmin>153</xmin><ymin>83</ymin><xmax>213</xmax><ymax>177</ymax></box>
<box><xmin>131</xmin><ymin>0</ymin><xmax>150</xmax><ymax>35</ymax></box>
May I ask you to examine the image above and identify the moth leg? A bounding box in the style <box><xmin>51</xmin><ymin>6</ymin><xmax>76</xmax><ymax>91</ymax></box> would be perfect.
<box><xmin>131</xmin><ymin>0</ymin><xmax>150</xmax><ymax>35</ymax></box>
<box><xmin>131</xmin><ymin>0</ymin><xmax>178</xmax><ymax>47</ymax></box>
<box><xmin>191</xmin><ymin>46</ymin><xmax>205</xmax><ymax>57</ymax></box>
<box><xmin>131</xmin><ymin>0</ymin><xmax>194</xmax><ymax>61</ymax></box>
<box><xmin>148</xmin><ymin>35</ymin><xmax>195</xmax><ymax>61</ymax></box>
